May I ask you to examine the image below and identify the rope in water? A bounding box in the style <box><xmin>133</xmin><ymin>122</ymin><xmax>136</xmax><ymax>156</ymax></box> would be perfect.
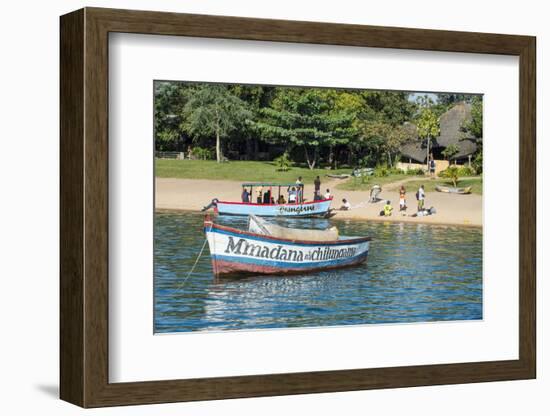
<box><xmin>174</xmin><ymin>238</ymin><xmax>209</xmax><ymax>291</ymax></box>
<box><xmin>174</xmin><ymin>223</ymin><xmax>213</xmax><ymax>292</ymax></box>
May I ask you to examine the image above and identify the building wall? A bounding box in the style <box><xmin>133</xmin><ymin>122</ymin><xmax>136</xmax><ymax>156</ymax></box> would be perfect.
<box><xmin>397</xmin><ymin>160</ymin><xmax>449</xmax><ymax>174</ymax></box>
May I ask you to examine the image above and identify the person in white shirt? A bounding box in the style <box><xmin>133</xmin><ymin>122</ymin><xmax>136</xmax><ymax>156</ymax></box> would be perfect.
<box><xmin>288</xmin><ymin>187</ymin><xmax>297</xmax><ymax>203</ymax></box>
<box><xmin>340</xmin><ymin>198</ymin><xmax>351</xmax><ymax>210</ymax></box>
<box><xmin>324</xmin><ymin>189</ymin><xmax>331</xmax><ymax>200</ymax></box>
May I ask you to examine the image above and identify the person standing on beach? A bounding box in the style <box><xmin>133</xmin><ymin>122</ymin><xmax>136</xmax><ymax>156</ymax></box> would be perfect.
<box><xmin>429</xmin><ymin>156</ymin><xmax>436</xmax><ymax>178</ymax></box>
<box><xmin>416</xmin><ymin>185</ymin><xmax>425</xmax><ymax>211</ymax></box>
<box><xmin>399</xmin><ymin>185</ymin><xmax>407</xmax><ymax>211</ymax></box>
<box><xmin>314</xmin><ymin>176</ymin><xmax>321</xmax><ymax>200</ymax></box>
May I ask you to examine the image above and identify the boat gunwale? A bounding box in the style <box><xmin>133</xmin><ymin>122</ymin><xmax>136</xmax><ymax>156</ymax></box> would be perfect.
<box><xmin>205</xmin><ymin>221</ymin><xmax>372</xmax><ymax>246</ymax></box>
<box><xmin>215</xmin><ymin>197</ymin><xmax>333</xmax><ymax>207</ymax></box>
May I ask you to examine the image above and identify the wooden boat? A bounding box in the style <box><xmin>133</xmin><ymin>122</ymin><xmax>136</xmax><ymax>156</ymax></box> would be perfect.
<box><xmin>204</xmin><ymin>215</ymin><xmax>370</xmax><ymax>277</ymax></box>
<box><xmin>325</xmin><ymin>174</ymin><xmax>350</xmax><ymax>179</ymax></box>
<box><xmin>435</xmin><ymin>185</ymin><xmax>472</xmax><ymax>194</ymax></box>
<box><xmin>213</xmin><ymin>182</ymin><xmax>333</xmax><ymax>217</ymax></box>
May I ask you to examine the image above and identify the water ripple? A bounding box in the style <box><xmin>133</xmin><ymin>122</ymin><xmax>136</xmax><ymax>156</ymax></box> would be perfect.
<box><xmin>154</xmin><ymin>212</ymin><xmax>482</xmax><ymax>333</ymax></box>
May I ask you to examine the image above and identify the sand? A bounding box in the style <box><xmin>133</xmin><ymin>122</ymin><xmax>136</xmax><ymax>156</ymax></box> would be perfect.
<box><xmin>155</xmin><ymin>177</ymin><xmax>482</xmax><ymax>227</ymax></box>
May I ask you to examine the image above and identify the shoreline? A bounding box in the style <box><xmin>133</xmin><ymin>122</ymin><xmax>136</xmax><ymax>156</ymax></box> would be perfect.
<box><xmin>155</xmin><ymin>177</ymin><xmax>483</xmax><ymax>228</ymax></box>
<box><xmin>155</xmin><ymin>207</ymin><xmax>482</xmax><ymax>228</ymax></box>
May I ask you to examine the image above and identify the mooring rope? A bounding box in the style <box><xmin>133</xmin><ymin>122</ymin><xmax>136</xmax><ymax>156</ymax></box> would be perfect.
<box><xmin>174</xmin><ymin>223</ymin><xmax>213</xmax><ymax>292</ymax></box>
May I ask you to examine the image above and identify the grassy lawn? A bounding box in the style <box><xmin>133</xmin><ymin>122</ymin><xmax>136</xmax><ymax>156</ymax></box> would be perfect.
<box><xmin>155</xmin><ymin>159</ymin><xmax>351</xmax><ymax>183</ymax></box>
<box><xmin>336</xmin><ymin>174</ymin><xmax>424</xmax><ymax>191</ymax></box>
<box><xmin>387</xmin><ymin>177</ymin><xmax>483</xmax><ymax>195</ymax></box>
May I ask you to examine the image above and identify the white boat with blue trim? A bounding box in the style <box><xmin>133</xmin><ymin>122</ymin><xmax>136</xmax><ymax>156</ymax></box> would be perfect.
<box><xmin>204</xmin><ymin>215</ymin><xmax>371</xmax><ymax>278</ymax></box>
<box><xmin>209</xmin><ymin>182</ymin><xmax>333</xmax><ymax>218</ymax></box>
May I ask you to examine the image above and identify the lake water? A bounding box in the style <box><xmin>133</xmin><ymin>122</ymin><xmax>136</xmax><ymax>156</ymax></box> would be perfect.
<box><xmin>154</xmin><ymin>212</ymin><xmax>482</xmax><ymax>333</ymax></box>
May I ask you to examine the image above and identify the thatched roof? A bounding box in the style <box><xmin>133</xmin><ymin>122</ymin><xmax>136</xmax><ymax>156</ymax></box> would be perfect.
<box><xmin>400</xmin><ymin>122</ymin><xmax>427</xmax><ymax>162</ymax></box>
<box><xmin>399</xmin><ymin>102</ymin><xmax>480</xmax><ymax>162</ymax></box>
<box><xmin>437</xmin><ymin>102</ymin><xmax>477</xmax><ymax>159</ymax></box>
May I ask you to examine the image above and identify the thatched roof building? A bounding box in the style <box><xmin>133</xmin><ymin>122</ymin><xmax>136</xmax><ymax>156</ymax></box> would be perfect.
<box><xmin>400</xmin><ymin>102</ymin><xmax>479</xmax><ymax>163</ymax></box>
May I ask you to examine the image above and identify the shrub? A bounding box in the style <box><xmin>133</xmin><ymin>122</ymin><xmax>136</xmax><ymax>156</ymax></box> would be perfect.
<box><xmin>373</xmin><ymin>164</ymin><xmax>389</xmax><ymax>177</ymax></box>
<box><xmin>274</xmin><ymin>152</ymin><xmax>292</xmax><ymax>171</ymax></box>
<box><xmin>472</xmin><ymin>152</ymin><xmax>483</xmax><ymax>174</ymax></box>
<box><xmin>456</xmin><ymin>166</ymin><xmax>476</xmax><ymax>176</ymax></box>
<box><xmin>406</xmin><ymin>168</ymin><xmax>425</xmax><ymax>175</ymax></box>
<box><xmin>192</xmin><ymin>146</ymin><xmax>215</xmax><ymax>160</ymax></box>
<box><xmin>439</xmin><ymin>166</ymin><xmax>460</xmax><ymax>187</ymax></box>
<box><xmin>389</xmin><ymin>167</ymin><xmax>405</xmax><ymax>175</ymax></box>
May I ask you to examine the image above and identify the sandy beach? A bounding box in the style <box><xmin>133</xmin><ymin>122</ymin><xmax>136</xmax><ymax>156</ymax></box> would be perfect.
<box><xmin>155</xmin><ymin>177</ymin><xmax>482</xmax><ymax>227</ymax></box>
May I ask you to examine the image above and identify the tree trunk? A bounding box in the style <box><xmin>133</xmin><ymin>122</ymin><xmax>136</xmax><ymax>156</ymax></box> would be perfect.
<box><xmin>426</xmin><ymin>135</ymin><xmax>430</xmax><ymax>171</ymax></box>
<box><xmin>387</xmin><ymin>151</ymin><xmax>393</xmax><ymax>168</ymax></box>
<box><xmin>304</xmin><ymin>145</ymin><xmax>316</xmax><ymax>170</ymax></box>
<box><xmin>215</xmin><ymin>130</ymin><xmax>221</xmax><ymax>163</ymax></box>
<box><xmin>328</xmin><ymin>146</ymin><xmax>334</xmax><ymax>169</ymax></box>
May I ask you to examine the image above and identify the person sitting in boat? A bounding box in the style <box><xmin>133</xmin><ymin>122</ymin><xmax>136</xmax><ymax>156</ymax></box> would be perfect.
<box><xmin>241</xmin><ymin>188</ymin><xmax>250</xmax><ymax>203</ymax></box>
<box><xmin>263</xmin><ymin>189</ymin><xmax>271</xmax><ymax>204</ymax></box>
<box><xmin>381</xmin><ymin>200</ymin><xmax>393</xmax><ymax>217</ymax></box>
<box><xmin>278</xmin><ymin>194</ymin><xmax>286</xmax><ymax>204</ymax></box>
<box><xmin>256</xmin><ymin>187</ymin><xmax>263</xmax><ymax>204</ymax></box>
<box><xmin>288</xmin><ymin>187</ymin><xmax>297</xmax><ymax>203</ymax></box>
<box><xmin>270</xmin><ymin>196</ymin><xmax>275</xmax><ymax>204</ymax></box>
<box><xmin>324</xmin><ymin>189</ymin><xmax>331</xmax><ymax>200</ymax></box>
<box><xmin>313</xmin><ymin>190</ymin><xmax>322</xmax><ymax>201</ymax></box>
<box><xmin>339</xmin><ymin>198</ymin><xmax>351</xmax><ymax>210</ymax></box>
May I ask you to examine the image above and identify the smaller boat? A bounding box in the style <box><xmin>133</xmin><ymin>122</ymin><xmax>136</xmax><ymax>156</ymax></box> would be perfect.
<box><xmin>326</xmin><ymin>174</ymin><xmax>350</xmax><ymax>179</ymax></box>
<box><xmin>435</xmin><ymin>185</ymin><xmax>472</xmax><ymax>194</ymax></box>
<box><xmin>210</xmin><ymin>182</ymin><xmax>333</xmax><ymax>218</ymax></box>
<box><xmin>204</xmin><ymin>215</ymin><xmax>371</xmax><ymax>278</ymax></box>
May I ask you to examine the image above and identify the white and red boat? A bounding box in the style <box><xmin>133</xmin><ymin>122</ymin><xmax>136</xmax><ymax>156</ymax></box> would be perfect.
<box><xmin>204</xmin><ymin>215</ymin><xmax>371</xmax><ymax>278</ymax></box>
<box><xmin>210</xmin><ymin>182</ymin><xmax>333</xmax><ymax>218</ymax></box>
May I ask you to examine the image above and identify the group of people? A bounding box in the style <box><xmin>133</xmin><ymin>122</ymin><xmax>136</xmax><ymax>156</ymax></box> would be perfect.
<box><xmin>379</xmin><ymin>185</ymin><xmax>427</xmax><ymax>217</ymax></box>
<box><xmin>240</xmin><ymin>176</ymin><xmax>333</xmax><ymax>205</ymax></box>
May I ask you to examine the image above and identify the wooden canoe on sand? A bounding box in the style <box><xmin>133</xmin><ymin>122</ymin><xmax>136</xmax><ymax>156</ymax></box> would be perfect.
<box><xmin>435</xmin><ymin>185</ymin><xmax>472</xmax><ymax>194</ymax></box>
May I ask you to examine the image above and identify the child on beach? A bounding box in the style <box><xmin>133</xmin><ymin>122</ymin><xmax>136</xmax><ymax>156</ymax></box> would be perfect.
<box><xmin>399</xmin><ymin>185</ymin><xmax>407</xmax><ymax>211</ymax></box>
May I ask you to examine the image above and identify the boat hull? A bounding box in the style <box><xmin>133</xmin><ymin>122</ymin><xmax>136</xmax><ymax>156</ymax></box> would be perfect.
<box><xmin>435</xmin><ymin>185</ymin><xmax>472</xmax><ymax>194</ymax></box>
<box><xmin>215</xmin><ymin>198</ymin><xmax>332</xmax><ymax>217</ymax></box>
<box><xmin>205</xmin><ymin>222</ymin><xmax>370</xmax><ymax>277</ymax></box>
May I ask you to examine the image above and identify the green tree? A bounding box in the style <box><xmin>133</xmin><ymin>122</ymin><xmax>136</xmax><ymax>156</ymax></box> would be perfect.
<box><xmin>417</xmin><ymin>108</ymin><xmax>440</xmax><ymax>170</ymax></box>
<box><xmin>465</xmin><ymin>96</ymin><xmax>483</xmax><ymax>173</ymax></box>
<box><xmin>440</xmin><ymin>166</ymin><xmax>460</xmax><ymax>187</ymax></box>
<box><xmin>154</xmin><ymin>81</ymin><xmax>189</xmax><ymax>150</ymax></box>
<box><xmin>182</xmin><ymin>85</ymin><xmax>252</xmax><ymax>163</ymax></box>
<box><xmin>252</xmin><ymin>88</ymin><xmax>353</xmax><ymax>169</ymax></box>
<box><xmin>361</xmin><ymin>121</ymin><xmax>408</xmax><ymax>168</ymax></box>
<box><xmin>442</xmin><ymin>143</ymin><xmax>459</xmax><ymax>161</ymax></box>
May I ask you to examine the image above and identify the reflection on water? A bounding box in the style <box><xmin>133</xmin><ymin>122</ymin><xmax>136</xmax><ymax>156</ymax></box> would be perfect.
<box><xmin>154</xmin><ymin>212</ymin><xmax>482</xmax><ymax>333</ymax></box>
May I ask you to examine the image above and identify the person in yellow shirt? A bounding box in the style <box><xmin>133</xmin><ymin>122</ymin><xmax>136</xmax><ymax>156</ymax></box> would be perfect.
<box><xmin>383</xmin><ymin>200</ymin><xmax>393</xmax><ymax>217</ymax></box>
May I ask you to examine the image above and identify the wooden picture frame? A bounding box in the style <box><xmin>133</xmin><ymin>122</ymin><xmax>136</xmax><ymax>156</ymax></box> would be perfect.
<box><xmin>60</xmin><ymin>7</ymin><xmax>536</xmax><ymax>408</ymax></box>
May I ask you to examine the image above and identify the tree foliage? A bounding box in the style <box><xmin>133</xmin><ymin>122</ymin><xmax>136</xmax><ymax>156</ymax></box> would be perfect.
<box><xmin>182</xmin><ymin>84</ymin><xmax>252</xmax><ymax>163</ymax></box>
<box><xmin>154</xmin><ymin>81</ymin><xmax>481</xmax><ymax>169</ymax></box>
<box><xmin>251</xmin><ymin>88</ymin><xmax>354</xmax><ymax>169</ymax></box>
<box><xmin>416</xmin><ymin>108</ymin><xmax>440</xmax><ymax>167</ymax></box>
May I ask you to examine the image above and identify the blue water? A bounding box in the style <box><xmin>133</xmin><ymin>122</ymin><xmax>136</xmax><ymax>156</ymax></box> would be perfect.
<box><xmin>154</xmin><ymin>212</ymin><xmax>482</xmax><ymax>333</ymax></box>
